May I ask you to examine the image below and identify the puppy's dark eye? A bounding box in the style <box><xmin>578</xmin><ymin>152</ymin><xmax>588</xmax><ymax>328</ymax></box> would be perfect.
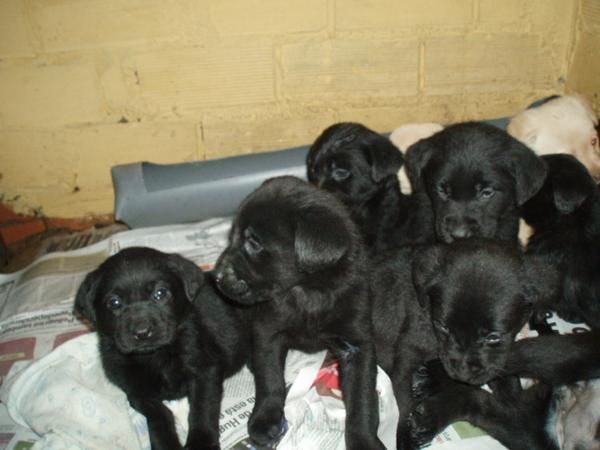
<box><xmin>153</xmin><ymin>287</ymin><xmax>170</xmax><ymax>302</ymax></box>
<box><xmin>243</xmin><ymin>235</ymin><xmax>263</xmax><ymax>256</ymax></box>
<box><xmin>479</xmin><ymin>187</ymin><xmax>495</xmax><ymax>200</ymax></box>
<box><xmin>107</xmin><ymin>295</ymin><xmax>123</xmax><ymax>311</ymax></box>
<box><xmin>484</xmin><ymin>332</ymin><xmax>502</xmax><ymax>345</ymax></box>
<box><xmin>437</xmin><ymin>184</ymin><xmax>449</xmax><ymax>200</ymax></box>
<box><xmin>331</xmin><ymin>167</ymin><xmax>351</xmax><ymax>182</ymax></box>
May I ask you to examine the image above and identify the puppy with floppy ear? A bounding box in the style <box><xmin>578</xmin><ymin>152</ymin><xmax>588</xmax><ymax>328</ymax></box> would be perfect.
<box><xmin>213</xmin><ymin>176</ymin><xmax>385</xmax><ymax>450</ymax></box>
<box><xmin>409</xmin><ymin>331</ymin><xmax>600</xmax><ymax>450</ymax></box>
<box><xmin>412</xmin><ymin>241</ymin><xmax>557</xmax><ymax>385</ymax></box>
<box><xmin>405</xmin><ymin>122</ymin><xmax>548</xmax><ymax>244</ymax></box>
<box><xmin>371</xmin><ymin>238</ymin><xmax>559</xmax><ymax>449</ymax></box>
<box><xmin>521</xmin><ymin>153</ymin><xmax>600</xmax><ymax>329</ymax></box>
<box><xmin>405</xmin><ymin>244</ymin><xmax>600</xmax><ymax>450</ymax></box>
<box><xmin>307</xmin><ymin>122</ymin><xmax>435</xmax><ymax>252</ymax></box>
<box><xmin>74</xmin><ymin>247</ymin><xmax>250</xmax><ymax>450</ymax></box>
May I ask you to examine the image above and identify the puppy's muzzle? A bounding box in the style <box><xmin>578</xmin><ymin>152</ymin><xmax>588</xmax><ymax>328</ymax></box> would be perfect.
<box><xmin>441</xmin><ymin>215</ymin><xmax>479</xmax><ymax>242</ymax></box>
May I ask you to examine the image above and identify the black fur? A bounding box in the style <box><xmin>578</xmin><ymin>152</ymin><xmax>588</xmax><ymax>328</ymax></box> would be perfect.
<box><xmin>74</xmin><ymin>247</ymin><xmax>249</xmax><ymax>450</ymax></box>
<box><xmin>409</xmin><ymin>359</ymin><xmax>558</xmax><ymax>450</ymax></box>
<box><xmin>521</xmin><ymin>153</ymin><xmax>600</xmax><ymax>329</ymax></box>
<box><xmin>405</xmin><ymin>121</ymin><xmax>548</xmax><ymax>244</ymax></box>
<box><xmin>410</xmin><ymin>332</ymin><xmax>600</xmax><ymax>450</ymax></box>
<box><xmin>371</xmin><ymin>239</ymin><xmax>554</xmax><ymax>449</ymax></box>
<box><xmin>212</xmin><ymin>176</ymin><xmax>385</xmax><ymax>450</ymax></box>
<box><xmin>403</xmin><ymin>230</ymin><xmax>600</xmax><ymax>449</ymax></box>
<box><xmin>307</xmin><ymin>122</ymin><xmax>435</xmax><ymax>251</ymax></box>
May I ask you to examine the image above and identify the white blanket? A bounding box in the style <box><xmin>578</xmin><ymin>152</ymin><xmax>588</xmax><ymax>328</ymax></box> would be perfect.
<box><xmin>1</xmin><ymin>332</ymin><xmax>400</xmax><ymax>450</ymax></box>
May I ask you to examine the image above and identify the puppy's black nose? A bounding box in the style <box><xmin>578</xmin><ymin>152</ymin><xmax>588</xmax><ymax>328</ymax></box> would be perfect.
<box><xmin>133</xmin><ymin>325</ymin><xmax>154</xmax><ymax>340</ymax></box>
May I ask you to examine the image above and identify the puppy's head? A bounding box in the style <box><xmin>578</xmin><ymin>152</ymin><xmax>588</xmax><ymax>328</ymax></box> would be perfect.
<box><xmin>521</xmin><ymin>153</ymin><xmax>598</xmax><ymax>229</ymax></box>
<box><xmin>406</xmin><ymin>122</ymin><xmax>548</xmax><ymax>243</ymax></box>
<box><xmin>74</xmin><ymin>247</ymin><xmax>204</xmax><ymax>354</ymax></box>
<box><xmin>306</xmin><ymin>122</ymin><xmax>404</xmax><ymax>206</ymax></box>
<box><xmin>213</xmin><ymin>176</ymin><xmax>360</xmax><ymax>305</ymax></box>
<box><xmin>508</xmin><ymin>94</ymin><xmax>600</xmax><ymax>180</ymax></box>
<box><xmin>413</xmin><ymin>239</ymin><xmax>557</xmax><ymax>384</ymax></box>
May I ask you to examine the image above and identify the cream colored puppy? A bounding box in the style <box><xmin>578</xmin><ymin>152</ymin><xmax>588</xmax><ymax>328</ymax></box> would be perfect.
<box><xmin>508</xmin><ymin>94</ymin><xmax>600</xmax><ymax>180</ymax></box>
<box><xmin>389</xmin><ymin>122</ymin><xmax>443</xmax><ymax>194</ymax></box>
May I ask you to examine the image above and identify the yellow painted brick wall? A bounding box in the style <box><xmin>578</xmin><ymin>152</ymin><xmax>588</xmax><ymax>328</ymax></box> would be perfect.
<box><xmin>0</xmin><ymin>0</ymin><xmax>583</xmax><ymax>218</ymax></box>
<box><xmin>567</xmin><ymin>0</ymin><xmax>600</xmax><ymax>112</ymax></box>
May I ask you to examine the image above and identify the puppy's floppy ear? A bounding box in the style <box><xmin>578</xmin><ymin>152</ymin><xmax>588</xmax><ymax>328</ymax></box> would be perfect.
<box><xmin>405</xmin><ymin>138</ymin><xmax>437</xmax><ymax>191</ymax></box>
<box><xmin>412</xmin><ymin>245</ymin><xmax>443</xmax><ymax>308</ymax></box>
<box><xmin>505</xmin><ymin>139</ymin><xmax>548</xmax><ymax>206</ymax></box>
<box><xmin>294</xmin><ymin>209</ymin><xmax>350</xmax><ymax>273</ymax></box>
<box><xmin>167</xmin><ymin>254</ymin><xmax>205</xmax><ymax>301</ymax></box>
<box><xmin>365</xmin><ymin>138</ymin><xmax>404</xmax><ymax>183</ymax></box>
<box><xmin>520</xmin><ymin>254</ymin><xmax>560</xmax><ymax>308</ymax></box>
<box><xmin>74</xmin><ymin>269</ymin><xmax>102</xmax><ymax>324</ymax></box>
<box><xmin>545</xmin><ymin>154</ymin><xmax>596</xmax><ymax>214</ymax></box>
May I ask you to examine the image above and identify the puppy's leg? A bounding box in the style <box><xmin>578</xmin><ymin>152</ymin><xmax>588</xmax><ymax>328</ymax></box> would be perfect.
<box><xmin>129</xmin><ymin>397</ymin><xmax>182</xmax><ymax>450</ymax></box>
<box><xmin>185</xmin><ymin>366</ymin><xmax>223</xmax><ymax>450</ymax></box>
<box><xmin>409</xmin><ymin>361</ymin><xmax>556</xmax><ymax>450</ymax></box>
<box><xmin>248</xmin><ymin>331</ymin><xmax>287</xmax><ymax>446</ymax></box>
<box><xmin>389</xmin><ymin>356</ymin><xmax>422</xmax><ymax>450</ymax></box>
<box><xmin>335</xmin><ymin>340</ymin><xmax>386</xmax><ymax>450</ymax></box>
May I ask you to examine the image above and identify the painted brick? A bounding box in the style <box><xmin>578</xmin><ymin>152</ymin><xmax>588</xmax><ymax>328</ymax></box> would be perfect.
<box><xmin>479</xmin><ymin>0</ymin><xmax>523</xmax><ymax>23</ymax></box>
<box><xmin>528</xmin><ymin>0</ymin><xmax>576</xmax><ymax>32</ymax></box>
<box><xmin>202</xmin><ymin>108</ymin><xmax>337</xmax><ymax>158</ymax></box>
<box><xmin>210</xmin><ymin>0</ymin><xmax>327</xmax><ymax>35</ymax></box>
<box><xmin>280</xmin><ymin>39</ymin><xmax>419</xmax><ymax>100</ymax></box>
<box><xmin>129</xmin><ymin>41</ymin><xmax>275</xmax><ymax>116</ymax></box>
<box><xmin>0</xmin><ymin>60</ymin><xmax>103</xmax><ymax>128</ymax></box>
<box><xmin>424</xmin><ymin>34</ymin><xmax>556</xmax><ymax>95</ymax></box>
<box><xmin>0</xmin><ymin>0</ymin><xmax>34</xmax><ymax>57</ymax></box>
<box><xmin>567</xmin><ymin>32</ymin><xmax>600</xmax><ymax>112</ymax></box>
<box><xmin>0</xmin><ymin>123</ymin><xmax>200</xmax><ymax>216</ymax></box>
<box><xmin>27</xmin><ymin>0</ymin><xmax>209</xmax><ymax>52</ymax></box>
<box><xmin>338</xmin><ymin>104</ymin><xmax>446</xmax><ymax>133</ymax></box>
<box><xmin>336</xmin><ymin>0</ymin><xmax>473</xmax><ymax>30</ymax></box>
<box><xmin>581</xmin><ymin>0</ymin><xmax>600</xmax><ymax>32</ymax></box>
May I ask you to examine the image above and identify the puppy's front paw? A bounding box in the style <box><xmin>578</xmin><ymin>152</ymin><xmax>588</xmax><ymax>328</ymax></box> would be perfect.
<box><xmin>182</xmin><ymin>426</ymin><xmax>221</xmax><ymax>450</ymax></box>
<box><xmin>183</xmin><ymin>444</ymin><xmax>219</xmax><ymax>450</ymax></box>
<box><xmin>345</xmin><ymin>430</ymin><xmax>386</xmax><ymax>450</ymax></box>
<box><xmin>408</xmin><ymin>400</ymin><xmax>445</xmax><ymax>448</ymax></box>
<box><xmin>411</xmin><ymin>359</ymin><xmax>447</xmax><ymax>401</ymax></box>
<box><xmin>248</xmin><ymin>405</ymin><xmax>286</xmax><ymax>446</ymax></box>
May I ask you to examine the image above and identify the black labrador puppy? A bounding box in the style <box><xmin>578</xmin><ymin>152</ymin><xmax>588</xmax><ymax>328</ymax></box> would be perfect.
<box><xmin>409</xmin><ymin>331</ymin><xmax>600</xmax><ymax>450</ymax></box>
<box><xmin>521</xmin><ymin>153</ymin><xmax>600</xmax><ymax>329</ymax></box>
<box><xmin>371</xmin><ymin>238</ymin><xmax>553</xmax><ymax>449</ymax></box>
<box><xmin>405</xmin><ymin>121</ymin><xmax>548</xmax><ymax>244</ymax></box>
<box><xmin>212</xmin><ymin>176</ymin><xmax>385</xmax><ymax>450</ymax></box>
<box><xmin>74</xmin><ymin>247</ymin><xmax>249</xmax><ymax>450</ymax></box>
<box><xmin>307</xmin><ymin>122</ymin><xmax>435</xmax><ymax>252</ymax></box>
